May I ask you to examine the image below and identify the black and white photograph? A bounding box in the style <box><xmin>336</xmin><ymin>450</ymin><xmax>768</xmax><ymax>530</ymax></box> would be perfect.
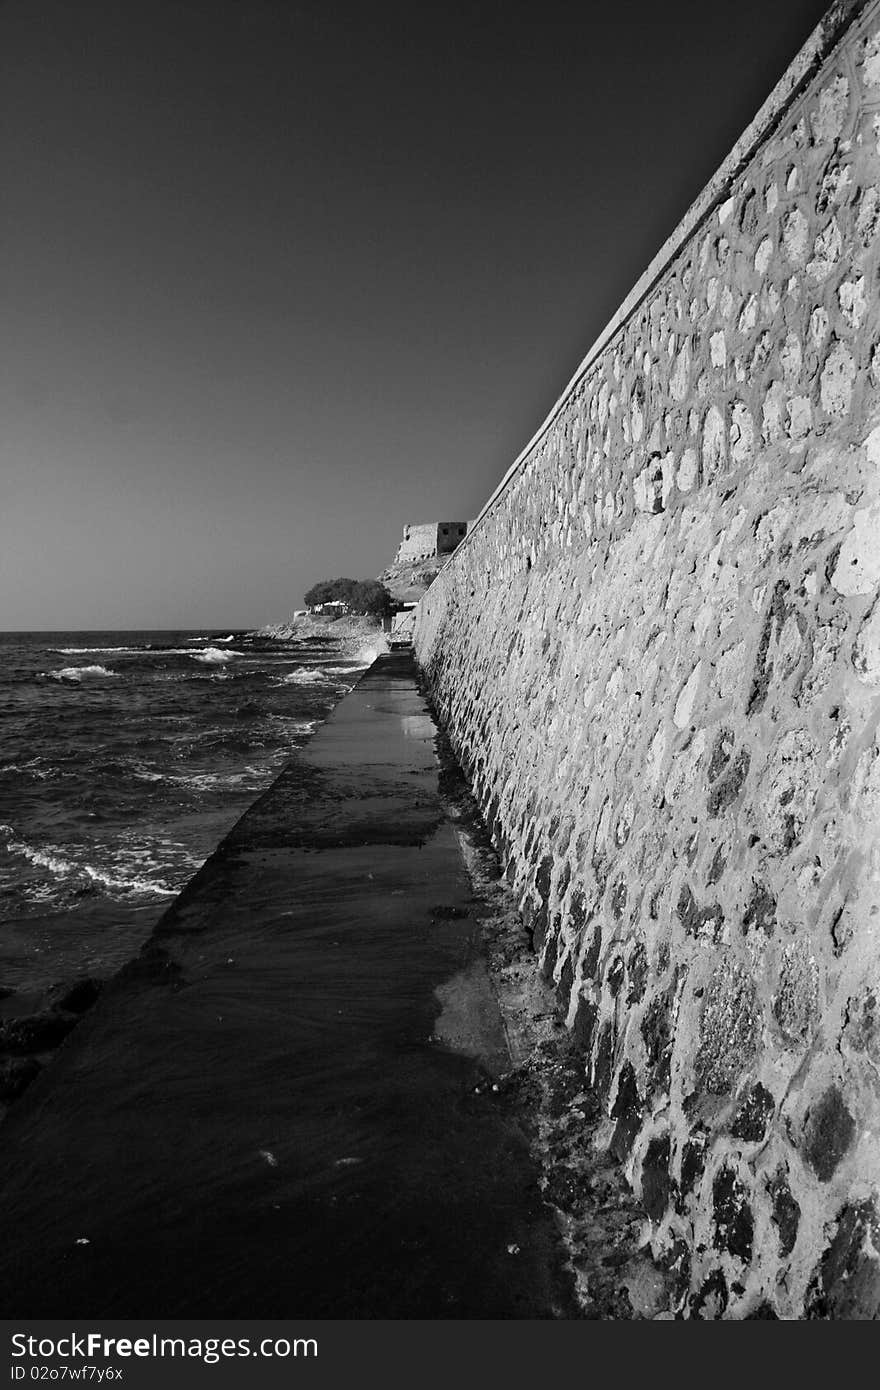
<box><xmin>0</xmin><ymin>0</ymin><xmax>878</xmax><ymax>1361</ymax></box>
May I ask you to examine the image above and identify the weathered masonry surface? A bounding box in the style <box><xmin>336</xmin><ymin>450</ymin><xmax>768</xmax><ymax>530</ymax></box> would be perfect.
<box><xmin>394</xmin><ymin>521</ymin><xmax>471</xmax><ymax>564</ymax></box>
<box><xmin>416</xmin><ymin>0</ymin><xmax>880</xmax><ymax>1318</ymax></box>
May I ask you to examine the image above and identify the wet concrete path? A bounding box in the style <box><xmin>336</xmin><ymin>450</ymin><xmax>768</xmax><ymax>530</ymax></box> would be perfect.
<box><xmin>0</xmin><ymin>653</ymin><xmax>574</xmax><ymax>1317</ymax></box>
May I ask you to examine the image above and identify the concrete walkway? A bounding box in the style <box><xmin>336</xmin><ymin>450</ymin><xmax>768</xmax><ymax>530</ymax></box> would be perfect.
<box><xmin>0</xmin><ymin>654</ymin><xmax>574</xmax><ymax>1318</ymax></box>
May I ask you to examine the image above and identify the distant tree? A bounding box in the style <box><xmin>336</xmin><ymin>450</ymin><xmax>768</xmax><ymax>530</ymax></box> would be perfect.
<box><xmin>303</xmin><ymin>579</ymin><xmax>349</xmax><ymax>608</ymax></box>
<box><xmin>303</xmin><ymin>578</ymin><xmax>392</xmax><ymax>618</ymax></box>
<box><xmin>350</xmin><ymin>580</ymin><xmax>393</xmax><ymax>617</ymax></box>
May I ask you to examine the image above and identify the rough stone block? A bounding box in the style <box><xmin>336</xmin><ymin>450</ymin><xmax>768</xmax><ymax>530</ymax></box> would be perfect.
<box><xmin>802</xmin><ymin>1085</ymin><xmax>856</xmax><ymax>1181</ymax></box>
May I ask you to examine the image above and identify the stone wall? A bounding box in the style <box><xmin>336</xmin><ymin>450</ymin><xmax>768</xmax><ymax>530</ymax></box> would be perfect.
<box><xmin>394</xmin><ymin>521</ymin><xmax>470</xmax><ymax>564</ymax></box>
<box><xmin>436</xmin><ymin>521</ymin><xmax>470</xmax><ymax>554</ymax></box>
<box><xmin>395</xmin><ymin>523</ymin><xmax>439</xmax><ymax>564</ymax></box>
<box><xmin>415</xmin><ymin>0</ymin><xmax>880</xmax><ymax>1318</ymax></box>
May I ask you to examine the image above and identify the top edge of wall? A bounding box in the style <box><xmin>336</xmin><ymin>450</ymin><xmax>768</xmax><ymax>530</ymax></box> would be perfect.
<box><xmin>433</xmin><ymin>0</ymin><xmax>875</xmax><ymax>581</ymax></box>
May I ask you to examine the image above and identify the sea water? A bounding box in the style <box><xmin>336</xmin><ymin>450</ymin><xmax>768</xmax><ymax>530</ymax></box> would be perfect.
<box><xmin>0</xmin><ymin>629</ymin><xmax>370</xmax><ymax>995</ymax></box>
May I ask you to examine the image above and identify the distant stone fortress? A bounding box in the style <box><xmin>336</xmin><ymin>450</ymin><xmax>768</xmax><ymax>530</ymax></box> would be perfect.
<box><xmin>393</xmin><ymin>521</ymin><xmax>472</xmax><ymax>566</ymax></box>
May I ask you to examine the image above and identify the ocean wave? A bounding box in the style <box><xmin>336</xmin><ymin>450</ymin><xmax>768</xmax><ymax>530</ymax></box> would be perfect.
<box><xmin>265</xmin><ymin>715</ymin><xmax>319</xmax><ymax>736</ymax></box>
<box><xmin>191</xmin><ymin>647</ymin><xmax>244</xmax><ymax>665</ymax></box>
<box><xmin>0</xmin><ymin>757</ymin><xmax>51</xmax><ymax>780</ymax></box>
<box><xmin>51</xmin><ymin>645</ymin><xmax>243</xmax><ymax>661</ymax></box>
<box><xmin>275</xmin><ymin>668</ymin><xmax>327</xmax><ymax>686</ymax></box>
<box><xmin>175</xmin><ymin>767</ymin><xmax>268</xmax><ymax>791</ymax></box>
<box><xmin>323</xmin><ymin>664</ymin><xmax>369</xmax><ymax>680</ymax></box>
<box><xmin>132</xmin><ymin>765</ymin><xmax>269</xmax><ymax>792</ymax></box>
<box><xmin>354</xmin><ymin>643</ymin><xmax>384</xmax><ymax>665</ymax></box>
<box><xmin>48</xmin><ymin>665</ymin><xmax>118</xmax><ymax>682</ymax></box>
<box><xmin>0</xmin><ymin>823</ymin><xmax>178</xmax><ymax>898</ymax></box>
<box><xmin>142</xmin><ymin>645</ymin><xmax>221</xmax><ymax>655</ymax></box>
<box><xmin>20</xmin><ymin>882</ymin><xmax>61</xmax><ymax>908</ymax></box>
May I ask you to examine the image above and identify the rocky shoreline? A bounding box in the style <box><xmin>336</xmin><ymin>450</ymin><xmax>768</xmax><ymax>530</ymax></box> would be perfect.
<box><xmin>251</xmin><ymin>612</ymin><xmax>388</xmax><ymax>652</ymax></box>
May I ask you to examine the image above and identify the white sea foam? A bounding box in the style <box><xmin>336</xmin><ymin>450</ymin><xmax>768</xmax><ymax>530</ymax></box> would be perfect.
<box><xmin>0</xmin><ymin>824</ymin><xmax>177</xmax><ymax>897</ymax></box>
<box><xmin>52</xmin><ymin>645</ymin><xmax>242</xmax><ymax>660</ymax></box>
<box><xmin>132</xmin><ymin>765</ymin><xmax>269</xmax><ymax>792</ymax></box>
<box><xmin>174</xmin><ymin>766</ymin><xmax>267</xmax><ymax>791</ymax></box>
<box><xmin>265</xmin><ymin>715</ymin><xmax>318</xmax><ymax>735</ymax></box>
<box><xmin>192</xmin><ymin>647</ymin><xmax>243</xmax><ymax>664</ymax></box>
<box><xmin>354</xmin><ymin>641</ymin><xmax>387</xmax><ymax>664</ymax></box>
<box><xmin>0</xmin><ymin>758</ymin><xmax>50</xmax><ymax>780</ymax></box>
<box><xmin>276</xmin><ymin>668</ymin><xmax>326</xmax><ymax>686</ymax></box>
<box><xmin>48</xmin><ymin>665</ymin><xmax>117</xmax><ymax>682</ymax></box>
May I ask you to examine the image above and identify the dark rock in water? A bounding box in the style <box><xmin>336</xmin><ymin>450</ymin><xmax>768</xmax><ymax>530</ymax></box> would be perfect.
<box><xmin>234</xmin><ymin>702</ymin><xmax>263</xmax><ymax>720</ymax></box>
<box><xmin>0</xmin><ymin>1011</ymin><xmax>78</xmax><ymax>1055</ymax></box>
<box><xmin>46</xmin><ymin>978</ymin><xmax>103</xmax><ymax>1015</ymax></box>
<box><xmin>0</xmin><ymin>986</ymin><xmax>16</xmax><ymax>1002</ymax></box>
<box><xmin>0</xmin><ymin>1057</ymin><xmax>41</xmax><ymax>1102</ymax></box>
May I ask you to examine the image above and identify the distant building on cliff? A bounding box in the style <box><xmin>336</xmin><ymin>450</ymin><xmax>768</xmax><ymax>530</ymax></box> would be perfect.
<box><xmin>393</xmin><ymin>521</ymin><xmax>471</xmax><ymax>566</ymax></box>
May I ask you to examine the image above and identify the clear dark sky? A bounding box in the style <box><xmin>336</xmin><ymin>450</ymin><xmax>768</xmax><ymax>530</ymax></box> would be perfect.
<box><xmin>1</xmin><ymin>0</ymin><xmax>831</xmax><ymax>630</ymax></box>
